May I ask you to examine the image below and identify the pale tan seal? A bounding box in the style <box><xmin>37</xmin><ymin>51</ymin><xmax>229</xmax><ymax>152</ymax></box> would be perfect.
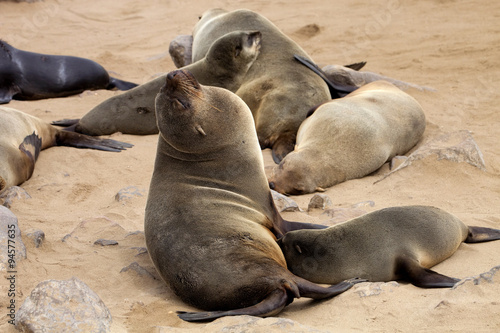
<box><xmin>0</xmin><ymin>106</ymin><xmax>132</xmax><ymax>194</ymax></box>
<box><xmin>268</xmin><ymin>80</ymin><xmax>426</xmax><ymax>195</ymax></box>
<box><xmin>144</xmin><ymin>70</ymin><xmax>363</xmax><ymax>322</ymax></box>
<box><xmin>192</xmin><ymin>9</ymin><xmax>332</xmax><ymax>162</ymax></box>
<box><xmin>52</xmin><ymin>30</ymin><xmax>262</xmax><ymax>136</ymax></box>
<box><xmin>279</xmin><ymin>205</ymin><xmax>500</xmax><ymax>287</ymax></box>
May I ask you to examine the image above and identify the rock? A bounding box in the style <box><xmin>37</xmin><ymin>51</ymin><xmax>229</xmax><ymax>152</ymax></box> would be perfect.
<box><xmin>169</xmin><ymin>34</ymin><xmax>193</xmax><ymax>68</ymax></box>
<box><xmin>114</xmin><ymin>186</ymin><xmax>144</xmax><ymax>203</ymax></box>
<box><xmin>307</xmin><ymin>193</ymin><xmax>333</xmax><ymax>211</ymax></box>
<box><xmin>453</xmin><ymin>264</ymin><xmax>500</xmax><ymax>289</ymax></box>
<box><xmin>354</xmin><ymin>281</ymin><xmax>399</xmax><ymax>297</ymax></box>
<box><xmin>120</xmin><ymin>262</ymin><xmax>158</xmax><ymax>280</ymax></box>
<box><xmin>0</xmin><ymin>206</ymin><xmax>26</xmax><ymax>271</ymax></box>
<box><xmin>376</xmin><ymin>130</ymin><xmax>486</xmax><ymax>183</ymax></box>
<box><xmin>16</xmin><ymin>277</ymin><xmax>112</xmax><ymax>332</ymax></box>
<box><xmin>0</xmin><ymin>186</ymin><xmax>31</xmax><ymax>208</ymax></box>
<box><xmin>158</xmin><ymin>315</ymin><xmax>329</xmax><ymax>332</ymax></box>
<box><xmin>94</xmin><ymin>239</ymin><xmax>118</xmax><ymax>246</ymax></box>
<box><xmin>271</xmin><ymin>190</ymin><xmax>301</xmax><ymax>212</ymax></box>
<box><xmin>26</xmin><ymin>229</ymin><xmax>45</xmax><ymax>248</ymax></box>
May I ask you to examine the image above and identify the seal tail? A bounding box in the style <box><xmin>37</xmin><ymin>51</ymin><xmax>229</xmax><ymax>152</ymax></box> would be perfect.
<box><xmin>294</xmin><ymin>54</ymin><xmax>358</xmax><ymax>99</ymax></box>
<box><xmin>465</xmin><ymin>226</ymin><xmax>500</xmax><ymax>243</ymax></box>
<box><xmin>107</xmin><ymin>77</ymin><xmax>138</xmax><ymax>91</ymax></box>
<box><xmin>55</xmin><ymin>131</ymin><xmax>133</xmax><ymax>152</ymax></box>
<box><xmin>51</xmin><ymin>118</ymin><xmax>79</xmax><ymax>127</ymax></box>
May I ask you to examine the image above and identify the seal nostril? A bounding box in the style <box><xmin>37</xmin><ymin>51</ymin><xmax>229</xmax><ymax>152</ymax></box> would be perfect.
<box><xmin>269</xmin><ymin>182</ymin><xmax>275</xmax><ymax>190</ymax></box>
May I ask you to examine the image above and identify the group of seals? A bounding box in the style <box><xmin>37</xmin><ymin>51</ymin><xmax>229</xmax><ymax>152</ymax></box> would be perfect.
<box><xmin>279</xmin><ymin>205</ymin><xmax>500</xmax><ymax>287</ymax></box>
<box><xmin>52</xmin><ymin>30</ymin><xmax>263</xmax><ymax>136</ymax></box>
<box><xmin>145</xmin><ymin>70</ymin><xmax>363</xmax><ymax>322</ymax></box>
<box><xmin>0</xmin><ymin>106</ymin><xmax>132</xmax><ymax>194</ymax></box>
<box><xmin>191</xmin><ymin>8</ymin><xmax>338</xmax><ymax>162</ymax></box>
<box><xmin>268</xmin><ymin>80</ymin><xmax>426</xmax><ymax>195</ymax></box>
<box><xmin>0</xmin><ymin>40</ymin><xmax>137</xmax><ymax>104</ymax></box>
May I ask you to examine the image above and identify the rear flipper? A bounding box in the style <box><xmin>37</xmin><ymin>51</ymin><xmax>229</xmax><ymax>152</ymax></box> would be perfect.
<box><xmin>52</xmin><ymin>118</ymin><xmax>80</xmax><ymax>127</ymax></box>
<box><xmin>107</xmin><ymin>77</ymin><xmax>138</xmax><ymax>91</ymax></box>
<box><xmin>177</xmin><ymin>288</ymin><xmax>289</xmax><ymax>322</ymax></box>
<box><xmin>177</xmin><ymin>277</ymin><xmax>365</xmax><ymax>322</ymax></box>
<box><xmin>55</xmin><ymin>131</ymin><xmax>133</xmax><ymax>152</ymax></box>
<box><xmin>297</xmin><ymin>277</ymin><xmax>366</xmax><ymax>299</ymax></box>
<box><xmin>294</xmin><ymin>55</ymin><xmax>358</xmax><ymax>99</ymax></box>
<box><xmin>465</xmin><ymin>226</ymin><xmax>500</xmax><ymax>243</ymax></box>
<box><xmin>345</xmin><ymin>61</ymin><xmax>367</xmax><ymax>71</ymax></box>
<box><xmin>396</xmin><ymin>256</ymin><xmax>460</xmax><ymax>288</ymax></box>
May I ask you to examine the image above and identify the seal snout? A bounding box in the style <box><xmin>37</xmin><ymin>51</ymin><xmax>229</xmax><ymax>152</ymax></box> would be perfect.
<box><xmin>163</xmin><ymin>70</ymin><xmax>201</xmax><ymax>97</ymax></box>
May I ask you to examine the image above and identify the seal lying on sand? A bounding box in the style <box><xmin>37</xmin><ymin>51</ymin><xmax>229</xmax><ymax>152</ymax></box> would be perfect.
<box><xmin>145</xmin><ymin>70</ymin><xmax>363</xmax><ymax>322</ymax></box>
<box><xmin>52</xmin><ymin>30</ymin><xmax>262</xmax><ymax>136</ymax></box>
<box><xmin>268</xmin><ymin>80</ymin><xmax>426</xmax><ymax>195</ymax></box>
<box><xmin>192</xmin><ymin>8</ymin><xmax>346</xmax><ymax>163</ymax></box>
<box><xmin>0</xmin><ymin>40</ymin><xmax>137</xmax><ymax>104</ymax></box>
<box><xmin>0</xmin><ymin>106</ymin><xmax>132</xmax><ymax>194</ymax></box>
<box><xmin>279</xmin><ymin>205</ymin><xmax>500</xmax><ymax>287</ymax></box>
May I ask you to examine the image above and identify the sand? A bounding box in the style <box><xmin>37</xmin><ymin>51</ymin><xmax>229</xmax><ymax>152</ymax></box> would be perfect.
<box><xmin>1</xmin><ymin>0</ymin><xmax>499</xmax><ymax>332</ymax></box>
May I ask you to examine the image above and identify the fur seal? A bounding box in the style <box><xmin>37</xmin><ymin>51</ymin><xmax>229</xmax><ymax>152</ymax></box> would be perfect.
<box><xmin>0</xmin><ymin>106</ymin><xmax>132</xmax><ymax>194</ymax></box>
<box><xmin>52</xmin><ymin>30</ymin><xmax>262</xmax><ymax>136</ymax></box>
<box><xmin>268</xmin><ymin>80</ymin><xmax>426</xmax><ymax>195</ymax></box>
<box><xmin>145</xmin><ymin>70</ymin><xmax>363</xmax><ymax>322</ymax></box>
<box><xmin>279</xmin><ymin>205</ymin><xmax>500</xmax><ymax>287</ymax></box>
<box><xmin>0</xmin><ymin>40</ymin><xmax>137</xmax><ymax>104</ymax></box>
<box><xmin>191</xmin><ymin>9</ymin><xmax>334</xmax><ymax>163</ymax></box>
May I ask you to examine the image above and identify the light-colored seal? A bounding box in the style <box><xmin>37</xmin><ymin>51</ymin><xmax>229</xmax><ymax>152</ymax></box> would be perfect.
<box><xmin>0</xmin><ymin>106</ymin><xmax>132</xmax><ymax>194</ymax></box>
<box><xmin>192</xmin><ymin>9</ymin><xmax>332</xmax><ymax>163</ymax></box>
<box><xmin>145</xmin><ymin>70</ymin><xmax>363</xmax><ymax>322</ymax></box>
<box><xmin>0</xmin><ymin>40</ymin><xmax>137</xmax><ymax>104</ymax></box>
<box><xmin>268</xmin><ymin>80</ymin><xmax>426</xmax><ymax>195</ymax></box>
<box><xmin>52</xmin><ymin>30</ymin><xmax>262</xmax><ymax>136</ymax></box>
<box><xmin>279</xmin><ymin>205</ymin><xmax>500</xmax><ymax>287</ymax></box>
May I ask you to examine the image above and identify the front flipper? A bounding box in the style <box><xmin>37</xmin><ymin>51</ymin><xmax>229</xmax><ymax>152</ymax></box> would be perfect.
<box><xmin>52</xmin><ymin>118</ymin><xmax>80</xmax><ymax>127</ymax></box>
<box><xmin>55</xmin><ymin>131</ymin><xmax>133</xmax><ymax>152</ymax></box>
<box><xmin>177</xmin><ymin>288</ymin><xmax>289</xmax><ymax>322</ymax></box>
<box><xmin>465</xmin><ymin>226</ymin><xmax>500</xmax><ymax>243</ymax></box>
<box><xmin>271</xmin><ymin>133</ymin><xmax>296</xmax><ymax>164</ymax></box>
<box><xmin>294</xmin><ymin>55</ymin><xmax>358</xmax><ymax>99</ymax></box>
<box><xmin>396</xmin><ymin>256</ymin><xmax>460</xmax><ymax>288</ymax></box>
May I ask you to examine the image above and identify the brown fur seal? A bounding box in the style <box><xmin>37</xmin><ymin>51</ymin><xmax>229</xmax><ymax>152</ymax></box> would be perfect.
<box><xmin>144</xmin><ymin>70</ymin><xmax>363</xmax><ymax>322</ymax></box>
<box><xmin>268</xmin><ymin>80</ymin><xmax>426</xmax><ymax>195</ymax></box>
<box><xmin>0</xmin><ymin>40</ymin><xmax>137</xmax><ymax>104</ymax></box>
<box><xmin>0</xmin><ymin>106</ymin><xmax>132</xmax><ymax>194</ymax></box>
<box><xmin>191</xmin><ymin>9</ymin><xmax>333</xmax><ymax>163</ymax></box>
<box><xmin>279</xmin><ymin>205</ymin><xmax>500</xmax><ymax>288</ymax></box>
<box><xmin>52</xmin><ymin>30</ymin><xmax>262</xmax><ymax>136</ymax></box>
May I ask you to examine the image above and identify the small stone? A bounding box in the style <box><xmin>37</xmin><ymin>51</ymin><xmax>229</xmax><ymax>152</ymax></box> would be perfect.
<box><xmin>271</xmin><ymin>190</ymin><xmax>301</xmax><ymax>212</ymax></box>
<box><xmin>115</xmin><ymin>186</ymin><xmax>144</xmax><ymax>203</ymax></box>
<box><xmin>94</xmin><ymin>239</ymin><xmax>119</xmax><ymax>246</ymax></box>
<box><xmin>307</xmin><ymin>193</ymin><xmax>333</xmax><ymax>211</ymax></box>
<box><xmin>26</xmin><ymin>229</ymin><xmax>45</xmax><ymax>248</ymax></box>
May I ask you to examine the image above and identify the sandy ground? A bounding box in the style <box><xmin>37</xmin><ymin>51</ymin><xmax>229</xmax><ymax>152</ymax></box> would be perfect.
<box><xmin>1</xmin><ymin>0</ymin><xmax>500</xmax><ymax>332</ymax></box>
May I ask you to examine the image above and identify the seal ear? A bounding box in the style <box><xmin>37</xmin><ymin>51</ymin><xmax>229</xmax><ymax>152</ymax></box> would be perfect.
<box><xmin>294</xmin><ymin>244</ymin><xmax>303</xmax><ymax>254</ymax></box>
<box><xmin>315</xmin><ymin>187</ymin><xmax>326</xmax><ymax>192</ymax></box>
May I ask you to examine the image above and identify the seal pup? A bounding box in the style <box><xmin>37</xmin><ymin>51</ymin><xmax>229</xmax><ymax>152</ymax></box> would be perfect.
<box><xmin>0</xmin><ymin>106</ymin><xmax>132</xmax><ymax>194</ymax></box>
<box><xmin>145</xmin><ymin>70</ymin><xmax>363</xmax><ymax>322</ymax></box>
<box><xmin>279</xmin><ymin>205</ymin><xmax>500</xmax><ymax>288</ymax></box>
<box><xmin>191</xmin><ymin>9</ymin><xmax>334</xmax><ymax>163</ymax></box>
<box><xmin>0</xmin><ymin>40</ymin><xmax>137</xmax><ymax>104</ymax></box>
<box><xmin>268</xmin><ymin>80</ymin><xmax>426</xmax><ymax>195</ymax></box>
<box><xmin>52</xmin><ymin>30</ymin><xmax>262</xmax><ymax>136</ymax></box>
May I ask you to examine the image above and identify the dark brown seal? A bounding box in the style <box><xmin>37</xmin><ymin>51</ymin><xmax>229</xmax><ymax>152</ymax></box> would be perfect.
<box><xmin>0</xmin><ymin>40</ymin><xmax>137</xmax><ymax>104</ymax></box>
